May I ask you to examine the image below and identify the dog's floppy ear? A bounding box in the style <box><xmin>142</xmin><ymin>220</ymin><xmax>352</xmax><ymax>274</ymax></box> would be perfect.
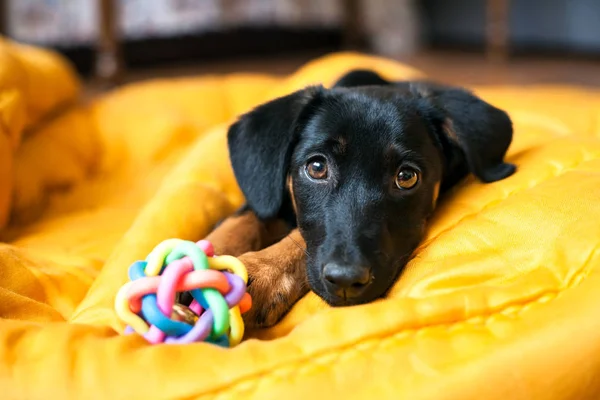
<box><xmin>227</xmin><ymin>86</ymin><xmax>324</xmax><ymax>220</ymax></box>
<box><xmin>413</xmin><ymin>83</ymin><xmax>516</xmax><ymax>185</ymax></box>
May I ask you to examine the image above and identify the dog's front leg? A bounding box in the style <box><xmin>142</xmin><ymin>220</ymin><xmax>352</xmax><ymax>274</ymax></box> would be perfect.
<box><xmin>239</xmin><ymin>229</ymin><xmax>309</xmax><ymax>329</ymax></box>
<box><xmin>205</xmin><ymin>208</ymin><xmax>290</xmax><ymax>257</ymax></box>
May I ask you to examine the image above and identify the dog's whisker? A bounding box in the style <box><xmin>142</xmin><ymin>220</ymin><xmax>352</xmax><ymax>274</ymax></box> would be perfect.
<box><xmin>298</xmin><ymin>279</ymin><xmax>311</xmax><ymax>292</ymax></box>
<box><xmin>287</xmin><ymin>235</ymin><xmax>310</xmax><ymax>257</ymax></box>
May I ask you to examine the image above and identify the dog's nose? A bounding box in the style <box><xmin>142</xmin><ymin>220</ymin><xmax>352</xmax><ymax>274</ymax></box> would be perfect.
<box><xmin>322</xmin><ymin>263</ymin><xmax>372</xmax><ymax>298</ymax></box>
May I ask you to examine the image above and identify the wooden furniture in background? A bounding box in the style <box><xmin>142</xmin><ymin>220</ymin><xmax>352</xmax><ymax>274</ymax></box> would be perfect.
<box><xmin>95</xmin><ymin>0</ymin><xmax>124</xmax><ymax>86</ymax></box>
<box><xmin>0</xmin><ymin>0</ymin><xmax>6</xmax><ymax>36</ymax></box>
<box><xmin>342</xmin><ymin>0</ymin><xmax>366</xmax><ymax>50</ymax></box>
<box><xmin>93</xmin><ymin>0</ymin><xmax>364</xmax><ymax>84</ymax></box>
<box><xmin>486</xmin><ymin>0</ymin><xmax>510</xmax><ymax>62</ymax></box>
<box><xmin>89</xmin><ymin>0</ymin><xmax>511</xmax><ymax>83</ymax></box>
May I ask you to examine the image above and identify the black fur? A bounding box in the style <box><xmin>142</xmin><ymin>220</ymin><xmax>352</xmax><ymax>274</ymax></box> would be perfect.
<box><xmin>227</xmin><ymin>69</ymin><xmax>515</xmax><ymax>306</ymax></box>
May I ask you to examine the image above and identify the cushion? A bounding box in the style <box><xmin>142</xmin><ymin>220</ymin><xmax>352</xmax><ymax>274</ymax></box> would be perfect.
<box><xmin>2</xmin><ymin>40</ymin><xmax>600</xmax><ymax>399</ymax></box>
<box><xmin>0</xmin><ymin>38</ymin><xmax>79</xmax><ymax>227</ymax></box>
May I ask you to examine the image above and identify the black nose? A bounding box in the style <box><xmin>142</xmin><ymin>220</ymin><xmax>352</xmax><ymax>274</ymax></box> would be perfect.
<box><xmin>322</xmin><ymin>263</ymin><xmax>372</xmax><ymax>298</ymax></box>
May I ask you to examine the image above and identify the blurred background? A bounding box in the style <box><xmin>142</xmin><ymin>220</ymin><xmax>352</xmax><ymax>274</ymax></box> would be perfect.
<box><xmin>1</xmin><ymin>0</ymin><xmax>599</xmax><ymax>92</ymax></box>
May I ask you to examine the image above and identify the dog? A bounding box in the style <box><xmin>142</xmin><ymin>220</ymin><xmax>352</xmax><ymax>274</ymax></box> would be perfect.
<box><xmin>204</xmin><ymin>69</ymin><xmax>516</xmax><ymax>329</ymax></box>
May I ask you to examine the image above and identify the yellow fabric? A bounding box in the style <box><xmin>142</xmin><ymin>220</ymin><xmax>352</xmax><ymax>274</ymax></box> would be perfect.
<box><xmin>1</xmin><ymin>40</ymin><xmax>600</xmax><ymax>399</ymax></box>
<box><xmin>0</xmin><ymin>38</ymin><xmax>80</xmax><ymax>228</ymax></box>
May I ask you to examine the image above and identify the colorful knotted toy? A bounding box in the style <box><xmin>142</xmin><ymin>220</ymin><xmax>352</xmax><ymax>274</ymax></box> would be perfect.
<box><xmin>114</xmin><ymin>239</ymin><xmax>251</xmax><ymax>346</ymax></box>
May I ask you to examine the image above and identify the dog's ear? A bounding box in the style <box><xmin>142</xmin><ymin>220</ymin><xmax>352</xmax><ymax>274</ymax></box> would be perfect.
<box><xmin>414</xmin><ymin>84</ymin><xmax>516</xmax><ymax>186</ymax></box>
<box><xmin>228</xmin><ymin>86</ymin><xmax>324</xmax><ymax>220</ymax></box>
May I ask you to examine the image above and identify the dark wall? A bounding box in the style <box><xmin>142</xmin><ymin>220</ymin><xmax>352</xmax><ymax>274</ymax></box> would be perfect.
<box><xmin>422</xmin><ymin>0</ymin><xmax>600</xmax><ymax>53</ymax></box>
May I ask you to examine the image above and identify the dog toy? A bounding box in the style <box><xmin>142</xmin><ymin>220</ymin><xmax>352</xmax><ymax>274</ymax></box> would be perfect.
<box><xmin>114</xmin><ymin>239</ymin><xmax>252</xmax><ymax>346</ymax></box>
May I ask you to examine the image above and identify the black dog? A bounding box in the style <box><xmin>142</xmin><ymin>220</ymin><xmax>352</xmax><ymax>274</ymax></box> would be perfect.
<box><xmin>211</xmin><ymin>69</ymin><xmax>515</xmax><ymax>325</ymax></box>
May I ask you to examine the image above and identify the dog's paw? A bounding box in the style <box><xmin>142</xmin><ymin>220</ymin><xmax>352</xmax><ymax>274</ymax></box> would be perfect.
<box><xmin>239</xmin><ymin>251</ymin><xmax>307</xmax><ymax>329</ymax></box>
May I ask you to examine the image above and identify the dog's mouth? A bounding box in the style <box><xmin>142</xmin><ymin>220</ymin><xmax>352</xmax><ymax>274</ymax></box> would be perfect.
<box><xmin>323</xmin><ymin>293</ymin><xmax>378</xmax><ymax>307</ymax></box>
<box><xmin>312</xmin><ymin>282</ymin><xmax>390</xmax><ymax>307</ymax></box>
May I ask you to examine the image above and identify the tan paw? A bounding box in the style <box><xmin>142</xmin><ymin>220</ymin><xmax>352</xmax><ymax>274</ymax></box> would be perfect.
<box><xmin>239</xmin><ymin>251</ymin><xmax>308</xmax><ymax>329</ymax></box>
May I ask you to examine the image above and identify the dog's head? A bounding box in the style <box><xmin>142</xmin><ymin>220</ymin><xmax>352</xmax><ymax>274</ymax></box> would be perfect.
<box><xmin>227</xmin><ymin>70</ymin><xmax>515</xmax><ymax>306</ymax></box>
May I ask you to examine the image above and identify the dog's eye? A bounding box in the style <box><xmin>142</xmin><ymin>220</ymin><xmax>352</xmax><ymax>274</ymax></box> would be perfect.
<box><xmin>305</xmin><ymin>157</ymin><xmax>328</xmax><ymax>180</ymax></box>
<box><xmin>395</xmin><ymin>167</ymin><xmax>420</xmax><ymax>190</ymax></box>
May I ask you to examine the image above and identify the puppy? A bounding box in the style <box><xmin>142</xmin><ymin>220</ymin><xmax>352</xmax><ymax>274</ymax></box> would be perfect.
<box><xmin>205</xmin><ymin>69</ymin><xmax>516</xmax><ymax>328</ymax></box>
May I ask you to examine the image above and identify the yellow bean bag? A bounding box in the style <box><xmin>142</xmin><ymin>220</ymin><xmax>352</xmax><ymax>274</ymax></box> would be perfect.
<box><xmin>2</xmin><ymin>37</ymin><xmax>600</xmax><ymax>399</ymax></box>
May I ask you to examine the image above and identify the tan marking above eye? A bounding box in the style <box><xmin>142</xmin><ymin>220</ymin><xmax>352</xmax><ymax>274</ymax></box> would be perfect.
<box><xmin>442</xmin><ymin>118</ymin><xmax>459</xmax><ymax>143</ymax></box>
<box><xmin>334</xmin><ymin>137</ymin><xmax>347</xmax><ymax>154</ymax></box>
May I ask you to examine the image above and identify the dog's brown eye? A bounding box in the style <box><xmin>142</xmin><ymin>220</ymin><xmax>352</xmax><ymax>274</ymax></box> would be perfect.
<box><xmin>306</xmin><ymin>157</ymin><xmax>328</xmax><ymax>180</ymax></box>
<box><xmin>395</xmin><ymin>167</ymin><xmax>420</xmax><ymax>190</ymax></box>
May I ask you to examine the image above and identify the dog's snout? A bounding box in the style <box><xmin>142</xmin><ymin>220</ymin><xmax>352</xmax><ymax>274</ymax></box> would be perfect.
<box><xmin>322</xmin><ymin>263</ymin><xmax>372</xmax><ymax>299</ymax></box>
